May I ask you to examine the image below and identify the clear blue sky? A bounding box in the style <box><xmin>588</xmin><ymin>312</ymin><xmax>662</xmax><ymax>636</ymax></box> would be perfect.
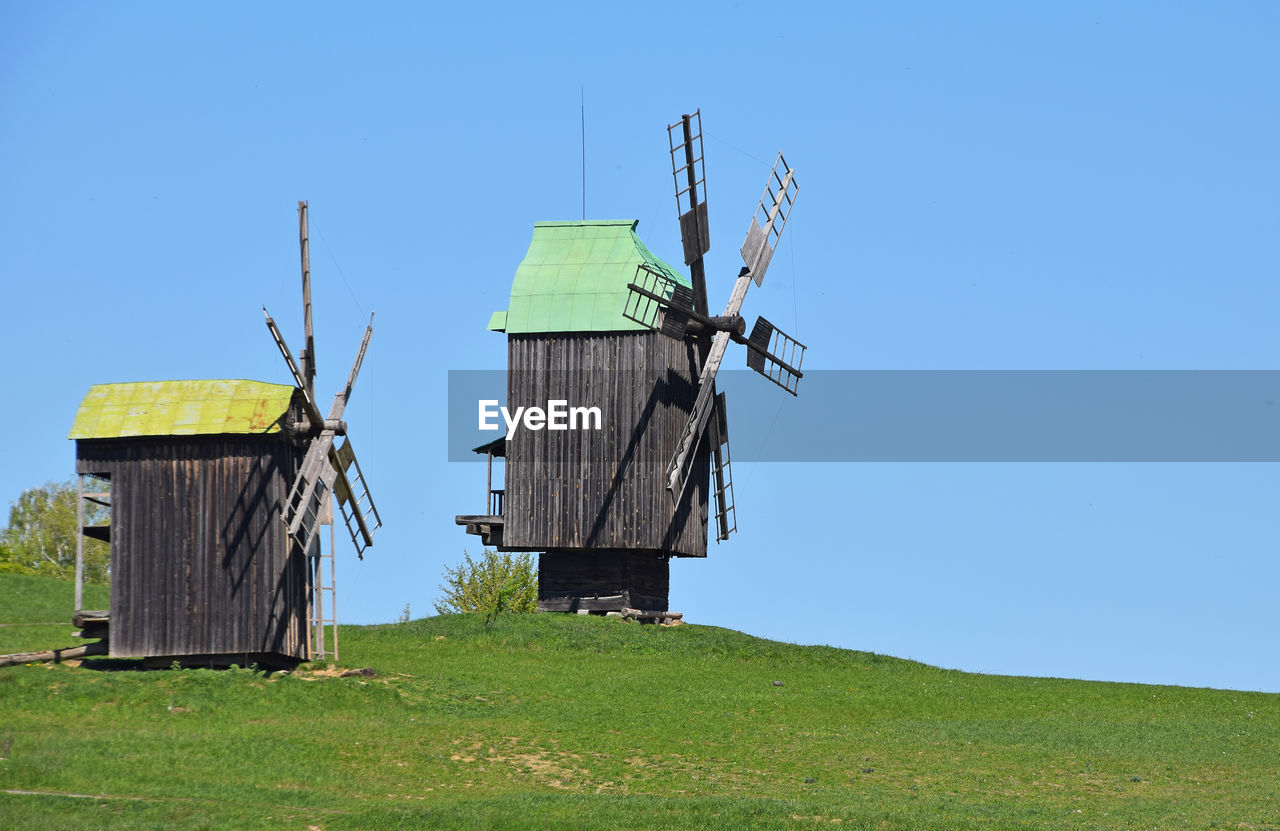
<box><xmin>2</xmin><ymin>3</ymin><xmax>1277</xmax><ymax>692</ymax></box>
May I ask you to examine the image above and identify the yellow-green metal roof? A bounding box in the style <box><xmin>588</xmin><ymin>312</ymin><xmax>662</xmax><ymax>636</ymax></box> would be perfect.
<box><xmin>69</xmin><ymin>380</ymin><xmax>297</xmax><ymax>439</ymax></box>
<box><xmin>490</xmin><ymin>219</ymin><xmax>690</xmax><ymax>334</ymax></box>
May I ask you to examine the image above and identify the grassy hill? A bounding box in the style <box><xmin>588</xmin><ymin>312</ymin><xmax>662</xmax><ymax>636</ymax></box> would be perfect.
<box><xmin>1</xmin><ymin>573</ymin><xmax>1277</xmax><ymax>829</ymax></box>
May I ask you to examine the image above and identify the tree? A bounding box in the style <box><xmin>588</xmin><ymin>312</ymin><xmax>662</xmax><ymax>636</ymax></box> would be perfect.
<box><xmin>434</xmin><ymin>549</ymin><xmax>537</xmax><ymax>615</ymax></box>
<box><xmin>0</xmin><ymin>481</ymin><xmax>109</xmax><ymax>583</ymax></box>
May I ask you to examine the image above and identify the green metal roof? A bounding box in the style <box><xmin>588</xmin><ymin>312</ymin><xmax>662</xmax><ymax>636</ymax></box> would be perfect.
<box><xmin>69</xmin><ymin>380</ymin><xmax>297</xmax><ymax>440</ymax></box>
<box><xmin>490</xmin><ymin>219</ymin><xmax>690</xmax><ymax>334</ymax></box>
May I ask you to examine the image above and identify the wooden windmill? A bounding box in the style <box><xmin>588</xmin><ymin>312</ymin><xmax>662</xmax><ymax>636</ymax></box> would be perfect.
<box><xmin>69</xmin><ymin>202</ymin><xmax>381</xmax><ymax>667</ymax></box>
<box><xmin>457</xmin><ymin>111</ymin><xmax>804</xmax><ymax>613</ymax></box>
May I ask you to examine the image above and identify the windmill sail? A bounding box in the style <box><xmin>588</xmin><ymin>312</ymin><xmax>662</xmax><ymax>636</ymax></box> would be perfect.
<box><xmin>745</xmin><ymin>316</ymin><xmax>806</xmax><ymax>395</ymax></box>
<box><xmin>665</xmin><ymin>320</ymin><xmax>735</xmax><ymax>501</ymax></box>
<box><xmin>284</xmin><ymin>433</ymin><xmax>338</xmax><ymax>552</ymax></box>
<box><xmin>330</xmin><ymin>437</ymin><xmax>381</xmax><ymax>558</ymax></box>
<box><xmin>740</xmin><ymin>153</ymin><xmax>798</xmax><ymax>287</ymax></box>
<box><xmin>710</xmin><ymin>391</ymin><xmax>735</xmax><ymax>541</ymax></box>
<box><xmin>264</xmin><ymin>310</ymin><xmax>325</xmax><ymax>428</ymax></box>
<box><xmin>669</xmin><ymin>110</ymin><xmax>711</xmax><ymax>268</ymax></box>
<box><xmin>622</xmin><ymin>264</ymin><xmax>695</xmax><ymax>339</ymax></box>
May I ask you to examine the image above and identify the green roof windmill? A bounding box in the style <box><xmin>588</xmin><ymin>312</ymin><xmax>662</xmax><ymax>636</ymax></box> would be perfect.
<box><xmin>457</xmin><ymin>111</ymin><xmax>805</xmax><ymax>615</ymax></box>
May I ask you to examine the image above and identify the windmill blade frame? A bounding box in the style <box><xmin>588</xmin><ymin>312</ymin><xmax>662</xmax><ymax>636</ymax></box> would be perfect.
<box><xmin>329</xmin><ymin>437</ymin><xmax>382</xmax><ymax>559</ymax></box>
<box><xmin>665</xmin><ymin>323</ymin><xmax>734</xmax><ymax>502</ymax></box>
<box><xmin>710</xmin><ymin>391</ymin><xmax>736</xmax><ymax>541</ymax></box>
<box><xmin>740</xmin><ymin>152</ymin><xmax>799</xmax><ymax>286</ymax></box>
<box><xmin>622</xmin><ymin>264</ymin><xmax>695</xmax><ymax>338</ymax></box>
<box><xmin>669</xmin><ymin>110</ymin><xmax>711</xmax><ymax>272</ymax></box>
<box><xmin>744</xmin><ymin>316</ymin><xmax>806</xmax><ymax>395</ymax></box>
<box><xmin>264</xmin><ymin>309</ymin><xmax>326</xmax><ymax>429</ymax></box>
<box><xmin>283</xmin><ymin>432</ymin><xmax>338</xmax><ymax>547</ymax></box>
<box><xmin>329</xmin><ymin>315</ymin><xmax>375</xmax><ymax>423</ymax></box>
<box><xmin>298</xmin><ymin>201</ymin><xmax>317</xmax><ymax>397</ymax></box>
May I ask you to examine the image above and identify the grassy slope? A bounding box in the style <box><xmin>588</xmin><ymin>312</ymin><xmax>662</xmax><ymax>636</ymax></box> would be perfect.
<box><xmin>0</xmin><ymin>573</ymin><xmax>108</xmax><ymax>654</ymax></box>
<box><xmin>0</xmin><ymin>574</ymin><xmax>1276</xmax><ymax>830</ymax></box>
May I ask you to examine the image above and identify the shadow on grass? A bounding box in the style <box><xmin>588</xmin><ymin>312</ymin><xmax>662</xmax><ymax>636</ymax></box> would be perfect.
<box><xmin>75</xmin><ymin>658</ymin><xmax>153</xmax><ymax>672</ymax></box>
<box><xmin>75</xmin><ymin>658</ymin><xmax>293</xmax><ymax>677</ymax></box>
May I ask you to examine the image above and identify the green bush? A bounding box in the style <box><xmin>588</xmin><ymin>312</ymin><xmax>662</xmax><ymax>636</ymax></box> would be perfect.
<box><xmin>434</xmin><ymin>549</ymin><xmax>537</xmax><ymax>615</ymax></box>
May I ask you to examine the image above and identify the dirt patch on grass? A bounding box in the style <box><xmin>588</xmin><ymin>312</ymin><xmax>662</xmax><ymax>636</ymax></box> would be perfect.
<box><xmin>450</xmin><ymin>738</ymin><xmax>592</xmax><ymax>790</ymax></box>
<box><xmin>285</xmin><ymin>666</ymin><xmax>402</xmax><ymax>684</ymax></box>
<box><xmin>290</xmin><ymin>666</ymin><xmax>349</xmax><ymax>680</ymax></box>
<box><xmin>788</xmin><ymin>814</ymin><xmax>845</xmax><ymax>825</ymax></box>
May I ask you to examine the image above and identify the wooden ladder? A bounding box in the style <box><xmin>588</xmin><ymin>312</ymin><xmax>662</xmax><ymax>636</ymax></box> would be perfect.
<box><xmin>307</xmin><ymin>495</ymin><xmax>339</xmax><ymax>662</ymax></box>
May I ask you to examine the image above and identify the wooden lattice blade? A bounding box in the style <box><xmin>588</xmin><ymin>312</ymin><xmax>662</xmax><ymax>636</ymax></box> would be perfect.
<box><xmin>744</xmin><ymin>316</ymin><xmax>806</xmax><ymax>396</ymax></box>
<box><xmin>740</xmin><ymin>153</ymin><xmax>798</xmax><ymax>287</ymax></box>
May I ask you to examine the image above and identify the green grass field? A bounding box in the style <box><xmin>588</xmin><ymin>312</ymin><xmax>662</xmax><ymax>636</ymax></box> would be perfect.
<box><xmin>1</xmin><ymin>573</ymin><xmax>1276</xmax><ymax>829</ymax></box>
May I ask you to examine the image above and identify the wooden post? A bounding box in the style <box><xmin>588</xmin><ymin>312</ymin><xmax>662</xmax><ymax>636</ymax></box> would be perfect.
<box><xmin>74</xmin><ymin>474</ymin><xmax>84</xmax><ymax>612</ymax></box>
<box><xmin>329</xmin><ymin>497</ymin><xmax>339</xmax><ymax>663</ymax></box>
<box><xmin>312</xmin><ymin>535</ymin><xmax>323</xmax><ymax>659</ymax></box>
<box><xmin>486</xmin><ymin>449</ymin><xmax>494</xmax><ymax>513</ymax></box>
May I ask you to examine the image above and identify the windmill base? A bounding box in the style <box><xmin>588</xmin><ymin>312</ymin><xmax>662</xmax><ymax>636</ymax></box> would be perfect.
<box><xmin>537</xmin><ymin>550</ymin><xmax>669</xmax><ymax>613</ymax></box>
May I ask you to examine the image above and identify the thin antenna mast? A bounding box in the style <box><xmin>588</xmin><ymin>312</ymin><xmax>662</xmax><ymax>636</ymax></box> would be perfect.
<box><xmin>298</xmin><ymin>200</ymin><xmax>315</xmax><ymax>399</ymax></box>
<box><xmin>580</xmin><ymin>87</ymin><xmax>586</xmax><ymax>220</ymax></box>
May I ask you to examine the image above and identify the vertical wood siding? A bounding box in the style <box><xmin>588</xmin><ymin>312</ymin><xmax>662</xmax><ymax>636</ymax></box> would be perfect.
<box><xmin>503</xmin><ymin>332</ymin><xmax>709</xmax><ymax>558</ymax></box>
<box><xmin>76</xmin><ymin>435</ymin><xmax>307</xmax><ymax>662</ymax></box>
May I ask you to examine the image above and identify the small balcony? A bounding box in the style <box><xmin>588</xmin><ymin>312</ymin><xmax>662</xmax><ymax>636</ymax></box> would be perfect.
<box><xmin>455</xmin><ymin>437</ymin><xmax>505</xmax><ymax>547</ymax></box>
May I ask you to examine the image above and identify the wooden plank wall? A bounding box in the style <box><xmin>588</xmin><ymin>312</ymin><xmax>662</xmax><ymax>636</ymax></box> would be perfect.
<box><xmin>503</xmin><ymin>332</ymin><xmax>709</xmax><ymax>557</ymax></box>
<box><xmin>76</xmin><ymin>435</ymin><xmax>307</xmax><ymax>662</ymax></box>
<box><xmin>537</xmin><ymin>550</ymin><xmax>670</xmax><ymax>612</ymax></box>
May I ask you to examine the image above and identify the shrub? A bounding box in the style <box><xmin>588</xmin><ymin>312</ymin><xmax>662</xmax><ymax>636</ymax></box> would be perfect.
<box><xmin>434</xmin><ymin>549</ymin><xmax>537</xmax><ymax>615</ymax></box>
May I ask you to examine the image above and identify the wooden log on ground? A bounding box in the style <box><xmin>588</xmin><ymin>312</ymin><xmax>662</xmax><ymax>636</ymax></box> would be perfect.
<box><xmin>0</xmin><ymin>640</ymin><xmax>108</xmax><ymax>667</ymax></box>
<box><xmin>618</xmin><ymin>608</ymin><xmax>684</xmax><ymax>624</ymax></box>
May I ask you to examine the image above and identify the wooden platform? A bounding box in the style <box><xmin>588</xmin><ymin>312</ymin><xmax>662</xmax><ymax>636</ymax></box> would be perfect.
<box><xmin>72</xmin><ymin>609</ymin><xmax>109</xmax><ymax>641</ymax></box>
<box><xmin>455</xmin><ymin>514</ymin><xmax>504</xmax><ymax>547</ymax></box>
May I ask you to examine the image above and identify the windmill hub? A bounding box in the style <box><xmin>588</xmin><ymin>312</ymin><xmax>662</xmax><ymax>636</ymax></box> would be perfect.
<box><xmin>709</xmin><ymin>315</ymin><xmax>746</xmax><ymax>336</ymax></box>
